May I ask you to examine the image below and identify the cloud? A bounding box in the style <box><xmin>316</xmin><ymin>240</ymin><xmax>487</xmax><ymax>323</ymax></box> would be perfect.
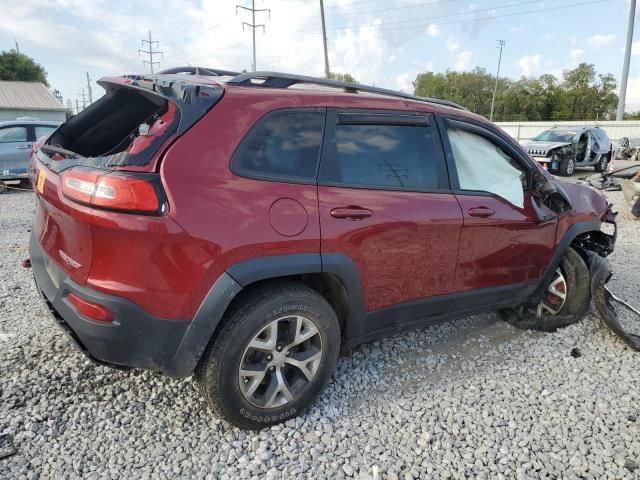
<box><xmin>517</xmin><ymin>54</ymin><xmax>541</xmax><ymax>77</ymax></box>
<box><xmin>510</xmin><ymin>26</ymin><xmax>524</xmax><ymax>33</ymax></box>
<box><xmin>426</xmin><ymin>24</ymin><xmax>440</xmax><ymax>38</ymax></box>
<box><xmin>395</xmin><ymin>73</ymin><xmax>412</xmax><ymax>92</ymax></box>
<box><xmin>633</xmin><ymin>40</ymin><xmax>640</xmax><ymax>55</ymax></box>
<box><xmin>570</xmin><ymin>49</ymin><xmax>586</xmax><ymax>64</ymax></box>
<box><xmin>447</xmin><ymin>37</ymin><xmax>459</xmax><ymax>53</ymax></box>
<box><xmin>543</xmin><ymin>33</ymin><xmax>556</xmax><ymax>41</ymax></box>
<box><xmin>455</xmin><ymin>51</ymin><xmax>473</xmax><ymax>70</ymax></box>
<box><xmin>587</xmin><ymin>34</ymin><xmax>615</xmax><ymax>47</ymax></box>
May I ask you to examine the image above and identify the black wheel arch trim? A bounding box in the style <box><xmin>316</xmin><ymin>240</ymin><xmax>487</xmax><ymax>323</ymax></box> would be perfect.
<box><xmin>170</xmin><ymin>252</ymin><xmax>366</xmax><ymax>377</ymax></box>
<box><xmin>530</xmin><ymin>218</ymin><xmax>604</xmax><ymax>302</ymax></box>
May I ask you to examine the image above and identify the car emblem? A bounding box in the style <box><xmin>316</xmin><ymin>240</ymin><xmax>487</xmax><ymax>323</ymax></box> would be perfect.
<box><xmin>58</xmin><ymin>250</ymin><xmax>82</xmax><ymax>269</ymax></box>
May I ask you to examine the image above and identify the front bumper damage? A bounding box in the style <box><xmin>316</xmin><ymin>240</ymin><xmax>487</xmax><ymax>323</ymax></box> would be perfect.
<box><xmin>588</xmin><ymin>251</ymin><xmax>640</xmax><ymax>350</ymax></box>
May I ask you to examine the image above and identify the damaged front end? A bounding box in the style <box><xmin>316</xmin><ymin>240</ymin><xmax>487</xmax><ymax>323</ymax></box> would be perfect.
<box><xmin>587</xmin><ymin>251</ymin><xmax>640</xmax><ymax>350</ymax></box>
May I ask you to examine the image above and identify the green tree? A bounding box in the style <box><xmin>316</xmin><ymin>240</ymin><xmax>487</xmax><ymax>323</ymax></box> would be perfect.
<box><xmin>0</xmin><ymin>50</ymin><xmax>49</xmax><ymax>86</ymax></box>
<box><xmin>411</xmin><ymin>62</ymin><xmax>618</xmax><ymax>122</ymax></box>
<box><xmin>328</xmin><ymin>72</ymin><xmax>358</xmax><ymax>83</ymax></box>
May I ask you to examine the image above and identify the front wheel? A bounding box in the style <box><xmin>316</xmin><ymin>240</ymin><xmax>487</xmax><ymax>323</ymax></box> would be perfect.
<box><xmin>195</xmin><ymin>282</ymin><xmax>340</xmax><ymax>429</ymax></box>
<box><xmin>594</xmin><ymin>154</ymin><xmax>610</xmax><ymax>173</ymax></box>
<box><xmin>501</xmin><ymin>247</ymin><xmax>591</xmax><ymax>331</ymax></box>
<box><xmin>558</xmin><ymin>157</ymin><xmax>576</xmax><ymax>176</ymax></box>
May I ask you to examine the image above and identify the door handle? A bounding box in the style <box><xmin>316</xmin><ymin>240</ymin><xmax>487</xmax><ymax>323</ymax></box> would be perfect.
<box><xmin>16</xmin><ymin>145</ymin><xmax>32</xmax><ymax>150</ymax></box>
<box><xmin>468</xmin><ymin>207</ymin><xmax>496</xmax><ymax>218</ymax></box>
<box><xmin>330</xmin><ymin>206</ymin><xmax>373</xmax><ymax>220</ymax></box>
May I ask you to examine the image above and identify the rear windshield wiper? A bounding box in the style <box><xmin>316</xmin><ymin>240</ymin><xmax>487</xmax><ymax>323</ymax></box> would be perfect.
<box><xmin>40</xmin><ymin>145</ymin><xmax>84</xmax><ymax>159</ymax></box>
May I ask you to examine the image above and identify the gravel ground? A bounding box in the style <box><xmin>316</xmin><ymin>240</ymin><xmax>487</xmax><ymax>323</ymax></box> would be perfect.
<box><xmin>1</xmin><ymin>189</ymin><xmax>639</xmax><ymax>480</ymax></box>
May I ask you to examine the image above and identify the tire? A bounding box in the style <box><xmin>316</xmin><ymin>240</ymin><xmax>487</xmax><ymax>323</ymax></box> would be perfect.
<box><xmin>195</xmin><ymin>281</ymin><xmax>340</xmax><ymax>429</ymax></box>
<box><xmin>558</xmin><ymin>156</ymin><xmax>576</xmax><ymax>176</ymax></box>
<box><xmin>594</xmin><ymin>154</ymin><xmax>609</xmax><ymax>173</ymax></box>
<box><xmin>501</xmin><ymin>247</ymin><xmax>591</xmax><ymax>332</ymax></box>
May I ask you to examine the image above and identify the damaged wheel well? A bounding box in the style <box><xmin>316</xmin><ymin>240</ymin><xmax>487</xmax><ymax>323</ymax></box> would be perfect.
<box><xmin>571</xmin><ymin>229</ymin><xmax>616</xmax><ymax>258</ymax></box>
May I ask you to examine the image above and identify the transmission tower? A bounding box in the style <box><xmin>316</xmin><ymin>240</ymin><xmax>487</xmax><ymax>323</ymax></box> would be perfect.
<box><xmin>237</xmin><ymin>1</ymin><xmax>270</xmax><ymax>71</ymax></box>
<box><xmin>138</xmin><ymin>31</ymin><xmax>163</xmax><ymax>73</ymax></box>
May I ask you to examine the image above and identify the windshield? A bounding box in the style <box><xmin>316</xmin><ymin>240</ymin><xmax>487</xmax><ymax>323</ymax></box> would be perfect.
<box><xmin>532</xmin><ymin>129</ymin><xmax>576</xmax><ymax>143</ymax></box>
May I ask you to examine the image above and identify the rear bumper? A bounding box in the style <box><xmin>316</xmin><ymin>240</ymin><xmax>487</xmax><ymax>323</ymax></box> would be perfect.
<box><xmin>30</xmin><ymin>232</ymin><xmax>192</xmax><ymax>376</ymax></box>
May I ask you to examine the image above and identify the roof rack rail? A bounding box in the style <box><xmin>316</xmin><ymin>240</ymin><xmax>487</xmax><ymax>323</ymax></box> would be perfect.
<box><xmin>226</xmin><ymin>71</ymin><xmax>466</xmax><ymax>110</ymax></box>
<box><xmin>158</xmin><ymin>66</ymin><xmax>242</xmax><ymax>77</ymax></box>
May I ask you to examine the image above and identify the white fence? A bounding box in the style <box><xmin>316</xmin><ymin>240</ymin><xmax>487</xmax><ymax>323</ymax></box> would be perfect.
<box><xmin>495</xmin><ymin>121</ymin><xmax>640</xmax><ymax>142</ymax></box>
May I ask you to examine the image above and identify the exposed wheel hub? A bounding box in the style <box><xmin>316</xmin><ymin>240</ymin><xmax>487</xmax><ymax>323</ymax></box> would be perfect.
<box><xmin>238</xmin><ymin>315</ymin><xmax>323</xmax><ymax>409</ymax></box>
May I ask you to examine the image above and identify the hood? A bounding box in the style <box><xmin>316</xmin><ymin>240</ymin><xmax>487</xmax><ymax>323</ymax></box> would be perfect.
<box><xmin>522</xmin><ymin>141</ymin><xmax>572</xmax><ymax>156</ymax></box>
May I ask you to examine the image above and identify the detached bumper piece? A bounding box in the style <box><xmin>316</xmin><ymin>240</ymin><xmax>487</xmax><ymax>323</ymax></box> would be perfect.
<box><xmin>588</xmin><ymin>252</ymin><xmax>640</xmax><ymax>350</ymax></box>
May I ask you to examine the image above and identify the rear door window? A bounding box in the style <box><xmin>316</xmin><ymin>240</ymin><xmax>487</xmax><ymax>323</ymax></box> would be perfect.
<box><xmin>231</xmin><ymin>110</ymin><xmax>325</xmax><ymax>182</ymax></box>
<box><xmin>0</xmin><ymin>126</ymin><xmax>27</xmax><ymax>143</ymax></box>
<box><xmin>319</xmin><ymin>112</ymin><xmax>444</xmax><ymax>191</ymax></box>
<box><xmin>34</xmin><ymin>125</ymin><xmax>57</xmax><ymax>139</ymax></box>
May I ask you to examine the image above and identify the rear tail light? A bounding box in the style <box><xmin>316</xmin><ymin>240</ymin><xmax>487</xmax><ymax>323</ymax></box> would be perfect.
<box><xmin>67</xmin><ymin>293</ymin><xmax>113</xmax><ymax>323</ymax></box>
<box><xmin>60</xmin><ymin>168</ymin><xmax>165</xmax><ymax>214</ymax></box>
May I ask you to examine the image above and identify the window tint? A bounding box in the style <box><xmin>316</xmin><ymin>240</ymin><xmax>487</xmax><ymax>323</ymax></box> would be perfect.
<box><xmin>447</xmin><ymin>127</ymin><xmax>525</xmax><ymax>208</ymax></box>
<box><xmin>232</xmin><ymin>111</ymin><xmax>324</xmax><ymax>181</ymax></box>
<box><xmin>35</xmin><ymin>125</ymin><xmax>56</xmax><ymax>139</ymax></box>
<box><xmin>0</xmin><ymin>126</ymin><xmax>27</xmax><ymax>143</ymax></box>
<box><xmin>334</xmin><ymin>123</ymin><xmax>439</xmax><ymax>190</ymax></box>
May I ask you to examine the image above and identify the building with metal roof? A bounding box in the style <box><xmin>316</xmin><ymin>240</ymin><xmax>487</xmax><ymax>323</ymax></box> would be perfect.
<box><xmin>0</xmin><ymin>81</ymin><xmax>66</xmax><ymax>122</ymax></box>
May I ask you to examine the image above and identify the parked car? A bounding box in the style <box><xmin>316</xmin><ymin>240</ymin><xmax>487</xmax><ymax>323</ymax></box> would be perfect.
<box><xmin>0</xmin><ymin>120</ymin><xmax>60</xmax><ymax>191</ymax></box>
<box><xmin>28</xmin><ymin>69</ymin><xmax>616</xmax><ymax>429</ymax></box>
<box><xmin>521</xmin><ymin>126</ymin><xmax>613</xmax><ymax>176</ymax></box>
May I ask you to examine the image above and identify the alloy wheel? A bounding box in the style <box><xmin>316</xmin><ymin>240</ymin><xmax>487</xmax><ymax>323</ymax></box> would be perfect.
<box><xmin>238</xmin><ymin>315</ymin><xmax>323</xmax><ymax>408</ymax></box>
<box><xmin>537</xmin><ymin>268</ymin><xmax>568</xmax><ymax>316</ymax></box>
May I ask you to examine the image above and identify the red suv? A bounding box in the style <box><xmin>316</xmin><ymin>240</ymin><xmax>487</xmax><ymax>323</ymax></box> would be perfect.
<box><xmin>28</xmin><ymin>69</ymin><xmax>616</xmax><ymax>429</ymax></box>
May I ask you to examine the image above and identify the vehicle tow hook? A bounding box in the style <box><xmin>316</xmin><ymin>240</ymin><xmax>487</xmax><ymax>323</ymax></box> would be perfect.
<box><xmin>587</xmin><ymin>251</ymin><xmax>640</xmax><ymax>350</ymax></box>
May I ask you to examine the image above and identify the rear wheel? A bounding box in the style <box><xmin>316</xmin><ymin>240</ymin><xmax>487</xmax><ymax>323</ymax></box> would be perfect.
<box><xmin>195</xmin><ymin>282</ymin><xmax>340</xmax><ymax>429</ymax></box>
<box><xmin>594</xmin><ymin>154</ymin><xmax>610</xmax><ymax>173</ymax></box>
<box><xmin>558</xmin><ymin>157</ymin><xmax>576</xmax><ymax>176</ymax></box>
<box><xmin>501</xmin><ymin>247</ymin><xmax>590</xmax><ymax>331</ymax></box>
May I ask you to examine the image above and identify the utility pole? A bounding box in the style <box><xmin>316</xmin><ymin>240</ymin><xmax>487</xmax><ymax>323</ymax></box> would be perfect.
<box><xmin>319</xmin><ymin>0</ymin><xmax>330</xmax><ymax>78</ymax></box>
<box><xmin>490</xmin><ymin>40</ymin><xmax>506</xmax><ymax>122</ymax></box>
<box><xmin>237</xmin><ymin>1</ymin><xmax>270</xmax><ymax>71</ymax></box>
<box><xmin>75</xmin><ymin>99</ymin><xmax>80</xmax><ymax>115</ymax></box>
<box><xmin>85</xmin><ymin>72</ymin><xmax>93</xmax><ymax>104</ymax></box>
<box><xmin>77</xmin><ymin>89</ymin><xmax>88</xmax><ymax>111</ymax></box>
<box><xmin>138</xmin><ymin>31</ymin><xmax>163</xmax><ymax>73</ymax></box>
<box><xmin>14</xmin><ymin>39</ymin><xmax>19</xmax><ymax>54</ymax></box>
<box><xmin>617</xmin><ymin>0</ymin><xmax>636</xmax><ymax>120</ymax></box>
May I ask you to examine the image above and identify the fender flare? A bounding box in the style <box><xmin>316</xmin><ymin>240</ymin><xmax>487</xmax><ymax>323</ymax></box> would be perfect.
<box><xmin>530</xmin><ymin>218</ymin><xmax>602</xmax><ymax>300</ymax></box>
<box><xmin>166</xmin><ymin>252</ymin><xmax>365</xmax><ymax>378</ymax></box>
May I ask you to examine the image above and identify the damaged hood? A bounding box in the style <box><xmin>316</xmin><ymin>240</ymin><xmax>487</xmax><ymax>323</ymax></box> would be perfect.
<box><xmin>522</xmin><ymin>141</ymin><xmax>572</xmax><ymax>156</ymax></box>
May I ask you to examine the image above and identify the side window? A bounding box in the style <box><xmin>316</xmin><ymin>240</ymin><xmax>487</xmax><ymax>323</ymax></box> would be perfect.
<box><xmin>332</xmin><ymin>123</ymin><xmax>439</xmax><ymax>190</ymax></box>
<box><xmin>232</xmin><ymin>110</ymin><xmax>324</xmax><ymax>182</ymax></box>
<box><xmin>35</xmin><ymin>125</ymin><xmax>56</xmax><ymax>139</ymax></box>
<box><xmin>447</xmin><ymin>127</ymin><xmax>525</xmax><ymax>208</ymax></box>
<box><xmin>0</xmin><ymin>126</ymin><xmax>27</xmax><ymax>143</ymax></box>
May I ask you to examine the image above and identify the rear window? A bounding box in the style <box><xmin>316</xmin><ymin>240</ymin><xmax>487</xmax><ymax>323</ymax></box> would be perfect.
<box><xmin>46</xmin><ymin>88</ymin><xmax>180</xmax><ymax>167</ymax></box>
<box><xmin>231</xmin><ymin>110</ymin><xmax>325</xmax><ymax>182</ymax></box>
<box><xmin>332</xmin><ymin>123</ymin><xmax>439</xmax><ymax>190</ymax></box>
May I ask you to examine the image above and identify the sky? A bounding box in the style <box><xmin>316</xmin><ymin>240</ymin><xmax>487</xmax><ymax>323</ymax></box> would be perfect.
<box><xmin>1</xmin><ymin>0</ymin><xmax>639</xmax><ymax>113</ymax></box>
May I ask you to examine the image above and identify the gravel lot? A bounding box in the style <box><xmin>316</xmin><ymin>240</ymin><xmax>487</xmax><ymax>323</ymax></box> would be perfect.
<box><xmin>1</xmin><ymin>188</ymin><xmax>639</xmax><ymax>479</ymax></box>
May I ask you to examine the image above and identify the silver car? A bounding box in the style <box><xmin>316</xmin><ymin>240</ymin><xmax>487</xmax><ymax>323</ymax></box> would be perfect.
<box><xmin>0</xmin><ymin>120</ymin><xmax>61</xmax><ymax>189</ymax></box>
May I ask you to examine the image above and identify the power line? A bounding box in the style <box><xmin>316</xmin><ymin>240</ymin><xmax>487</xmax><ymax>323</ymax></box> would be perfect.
<box><xmin>291</xmin><ymin>0</ymin><xmax>613</xmax><ymax>35</ymax></box>
<box><xmin>138</xmin><ymin>30</ymin><xmax>163</xmax><ymax>73</ymax></box>
<box><xmin>237</xmin><ymin>0</ymin><xmax>270</xmax><ymax>72</ymax></box>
